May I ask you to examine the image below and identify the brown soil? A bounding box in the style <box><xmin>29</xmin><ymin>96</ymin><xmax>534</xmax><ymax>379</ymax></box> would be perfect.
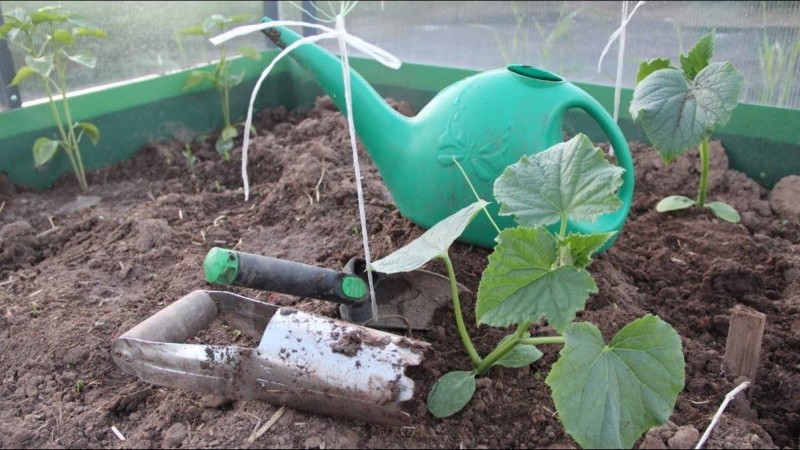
<box><xmin>1</xmin><ymin>96</ymin><xmax>798</xmax><ymax>449</ymax></box>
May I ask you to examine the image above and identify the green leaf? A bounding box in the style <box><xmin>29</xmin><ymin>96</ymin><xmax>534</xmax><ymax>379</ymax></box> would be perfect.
<box><xmin>9</xmin><ymin>65</ymin><xmax>36</xmax><ymax>87</ymax></box>
<box><xmin>215</xmin><ymin>134</ymin><xmax>234</xmax><ymax>155</ymax></box>
<box><xmin>427</xmin><ymin>371</ymin><xmax>476</xmax><ymax>418</ymax></box>
<box><xmin>636</xmin><ymin>58</ymin><xmax>672</xmax><ymax>83</ymax></box>
<box><xmin>629</xmin><ymin>63</ymin><xmax>743</xmax><ymax>163</ymax></box>
<box><xmin>680</xmin><ymin>32</ymin><xmax>715</xmax><ymax>81</ymax></box>
<box><xmin>370</xmin><ymin>200</ymin><xmax>488</xmax><ymax>274</ymax></box>
<box><xmin>221</xmin><ymin>125</ymin><xmax>238</xmax><ymax>141</ymax></box>
<box><xmin>183</xmin><ymin>70</ymin><xmax>213</xmax><ymax>90</ymax></box>
<box><xmin>706</xmin><ymin>201</ymin><xmax>740</xmax><ymax>223</ymax></box>
<box><xmin>493</xmin><ymin>333</ymin><xmax>543</xmax><ymax>368</ymax></box>
<box><xmin>494</xmin><ymin>134</ymin><xmax>624</xmax><ymax>227</ymax></box>
<box><xmin>72</xmin><ymin>27</ymin><xmax>107</xmax><ymax>38</ymax></box>
<box><xmin>32</xmin><ymin>137</ymin><xmax>60</xmax><ymax>167</ymax></box>
<box><xmin>30</xmin><ymin>7</ymin><xmax>69</xmax><ymax>25</ymax></box>
<box><xmin>228</xmin><ymin>13</ymin><xmax>258</xmax><ymax>25</ymax></box>
<box><xmin>216</xmin><ymin>126</ymin><xmax>238</xmax><ymax>154</ymax></box>
<box><xmin>656</xmin><ymin>195</ymin><xmax>696</xmax><ymax>212</ymax></box>
<box><xmin>563</xmin><ymin>232</ymin><xmax>614</xmax><ymax>268</ymax></box>
<box><xmin>76</xmin><ymin>122</ymin><xmax>100</xmax><ymax>145</ymax></box>
<box><xmin>25</xmin><ymin>55</ymin><xmax>54</xmax><ymax>76</ymax></box>
<box><xmin>227</xmin><ymin>71</ymin><xmax>245</xmax><ymax>88</ymax></box>
<box><xmin>203</xmin><ymin>15</ymin><xmax>226</xmax><ymax>33</ymax></box>
<box><xmin>476</xmin><ymin>227</ymin><xmax>597</xmax><ymax>331</ymax></box>
<box><xmin>546</xmin><ymin>315</ymin><xmax>685</xmax><ymax>449</ymax></box>
<box><xmin>179</xmin><ymin>25</ymin><xmax>207</xmax><ymax>36</ymax></box>
<box><xmin>52</xmin><ymin>28</ymin><xmax>75</xmax><ymax>44</ymax></box>
<box><xmin>237</xmin><ymin>45</ymin><xmax>261</xmax><ymax>61</ymax></box>
<box><xmin>0</xmin><ymin>22</ymin><xmax>17</xmax><ymax>38</ymax></box>
<box><xmin>66</xmin><ymin>52</ymin><xmax>96</xmax><ymax>69</ymax></box>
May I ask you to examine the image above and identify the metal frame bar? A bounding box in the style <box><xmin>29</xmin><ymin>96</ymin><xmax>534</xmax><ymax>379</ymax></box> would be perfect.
<box><xmin>0</xmin><ymin>3</ymin><xmax>22</xmax><ymax>110</ymax></box>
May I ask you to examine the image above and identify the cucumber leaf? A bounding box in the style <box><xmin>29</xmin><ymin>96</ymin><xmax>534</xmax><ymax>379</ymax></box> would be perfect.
<box><xmin>494</xmin><ymin>134</ymin><xmax>624</xmax><ymax>227</ymax></box>
<box><xmin>546</xmin><ymin>315</ymin><xmax>685</xmax><ymax>449</ymax></box>
<box><xmin>629</xmin><ymin>62</ymin><xmax>743</xmax><ymax>163</ymax></box>
<box><xmin>636</xmin><ymin>58</ymin><xmax>672</xmax><ymax>83</ymax></box>
<box><xmin>706</xmin><ymin>201</ymin><xmax>740</xmax><ymax>223</ymax></box>
<box><xmin>493</xmin><ymin>333</ymin><xmax>543</xmax><ymax>368</ymax></box>
<box><xmin>680</xmin><ymin>32</ymin><xmax>715</xmax><ymax>81</ymax></box>
<box><xmin>370</xmin><ymin>200</ymin><xmax>487</xmax><ymax>274</ymax></box>
<box><xmin>427</xmin><ymin>371</ymin><xmax>476</xmax><ymax>418</ymax></box>
<box><xmin>656</xmin><ymin>195</ymin><xmax>696</xmax><ymax>212</ymax></box>
<box><xmin>562</xmin><ymin>232</ymin><xmax>614</xmax><ymax>268</ymax></box>
<box><xmin>476</xmin><ymin>227</ymin><xmax>597</xmax><ymax>331</ymax></box>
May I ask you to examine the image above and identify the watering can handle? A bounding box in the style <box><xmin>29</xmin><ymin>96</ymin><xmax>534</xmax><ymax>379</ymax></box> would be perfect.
<box><xmin>567</xmin><ymin>93</ymin><xmax>635</xmax><ymax>234</ymax></box>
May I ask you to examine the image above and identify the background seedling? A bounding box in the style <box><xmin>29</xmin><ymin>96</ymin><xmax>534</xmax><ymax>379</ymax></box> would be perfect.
<box><xmin>178</xmin><ymin>14</ymin><xmax>261</xmax><ymax>158</ymax></box>
<box><xmin>630</xmin><ymin>32</ymin><xmax>744</xmax><ymax>223</ymax></box>
<box><xmin>371</xmin><ymin>134</ymin><xmax>685</xmax><ymax>448</ymax></box>
<box><xmin>1</xmin><ymin>6</ymin><xmax>106</xmax><ymax>192</ymax></box>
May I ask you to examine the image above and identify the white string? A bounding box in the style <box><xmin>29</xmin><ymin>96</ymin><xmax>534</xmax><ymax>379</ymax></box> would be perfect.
<box><xmin>695</xmin><ymin>381</ymin><xmax>750</xmax><ymax>449</ymax></box>
<box><xmin>597</xmin><ymin>0</ymin><xmax>646</xmax><ymax>157</ymax></box>
<box><xmin>336</xmin><ymin>14</ymin><xmax>378</xmax><ymax>319</ymax></box>
<box><xmin>210</xmin><ymin>8</ymin><xmax>401</xmax><ymax>320</ymax></box>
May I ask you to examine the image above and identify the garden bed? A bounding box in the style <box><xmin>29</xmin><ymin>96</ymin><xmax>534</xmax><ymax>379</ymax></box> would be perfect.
<box><xmin>0</xmin><ymin>96</ymin><xmax>797</xmax><ymax>449</ymax></box>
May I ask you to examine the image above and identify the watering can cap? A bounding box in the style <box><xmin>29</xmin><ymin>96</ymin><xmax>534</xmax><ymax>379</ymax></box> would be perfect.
<box><xmin>204</xmin><ymin>247</ymin><xmax>240</xmax><ymax>285</ymax></box>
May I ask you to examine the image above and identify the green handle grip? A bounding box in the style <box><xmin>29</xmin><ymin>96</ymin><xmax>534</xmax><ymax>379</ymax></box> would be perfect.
<box><xmin>203</xmin><ymin>247</ymin><xmax>368</xmax><ymax>305</ymax></box>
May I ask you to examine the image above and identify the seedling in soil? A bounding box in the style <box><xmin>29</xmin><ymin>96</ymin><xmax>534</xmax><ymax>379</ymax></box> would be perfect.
<box><xmin>371</xmin><ymin>134</ymin><xmax>685</xmax><ymax>449</ymax></box>
<box><xmin>1</xmin><ymin>6</ymin><xmax>106</xmax><ymax>192</ymax></box>
<box><xmin>630</xmin><ymin>32</ymin><xmax>744</xmax><ymax>223</ymax></box>
<box><xmin>178</xmin><ymin>14</ymin><xmax>261</xmax><ymax>158</ymax></box>
<box><xmin>182</xmin><ymin>144</ymin><xmax>197</xmax><ymax>176</ymax></box>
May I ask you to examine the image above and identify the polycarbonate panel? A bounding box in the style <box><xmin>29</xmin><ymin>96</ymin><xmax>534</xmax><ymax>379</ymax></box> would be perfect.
<box><xmin>303</xmin><ymin>1</ymin><xmax>800</xmax><ymax>109</ymax></box>
<box><xmin>2</xmin><ymin>1</ymin><xmax>799</xmax><ymax>109</ymax></box>
<box><xmin>1</xmin><ymin>1</ymin><xmax>267</xmax><ymax>104</ymax></box>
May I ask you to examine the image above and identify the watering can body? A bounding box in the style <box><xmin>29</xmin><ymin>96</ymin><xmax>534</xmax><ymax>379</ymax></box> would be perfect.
<box><xmin>264</xmin><ymin>19</ymin><xmax>635</xmax><ymax>250</ymax></box>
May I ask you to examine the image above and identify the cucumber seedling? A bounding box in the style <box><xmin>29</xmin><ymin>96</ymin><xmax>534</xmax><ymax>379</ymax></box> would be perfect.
<box><xmin>630</xmin><ymin>31</ymin><xmax>744</xmax><ymax>223</ymax></box>
<box><xmin>371</xmin><ymin>134</ymin><xmax>685</xmax><ymax>449</ymax></box>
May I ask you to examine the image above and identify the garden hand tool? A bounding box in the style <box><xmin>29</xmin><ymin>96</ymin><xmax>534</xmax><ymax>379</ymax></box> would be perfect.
<box><xmin>260</xmin><ymin>17</ymin><xmax>635</xmax><ymax>252</ymax></box>
<box><xmin>111</xmin><ymin>290</ymin><xmax>430</xmax><ymax>426</ymax></box>
<box><xmin>203</xmin><ymin>247</ymin><xmax>469</xmax><ymax>331</ymax></box>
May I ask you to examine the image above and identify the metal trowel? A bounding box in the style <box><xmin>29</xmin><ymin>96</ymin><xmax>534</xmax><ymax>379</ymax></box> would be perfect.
<box><xmin>203</xmin><ymin>247</ymin><xmax>470</xmax><ymax>331</ymax></box>
<box><xmin>112</xmin><ymin>290</ymin><xmax>430</xmax><ymax>425</ymax></box>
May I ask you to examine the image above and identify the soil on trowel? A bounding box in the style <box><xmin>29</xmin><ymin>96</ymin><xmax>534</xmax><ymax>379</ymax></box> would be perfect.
<box><xmin>0</xmin><ymin>96</ymin><xmax>798</xmax><ymax>449</ymax></box>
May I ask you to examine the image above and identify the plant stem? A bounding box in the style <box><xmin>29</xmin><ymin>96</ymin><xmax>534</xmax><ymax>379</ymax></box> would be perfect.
<box><xmin>696</xmin><ymin>138</ymin><xmax>710</xmax><ymax>208</ymax></box>
<box><xmin>475</xmin><ymin>321</ymin><xmax>530</xmax><ymax>375</ymax></box>
<box><xmin>56</xmin><ymin>62</ymin><xmax>88</xmax><ymax>192</ymax></box>
<box><xmin>442</xmin><ymin>254</ymin><xmax>481</xmax><ymax>367</ymax></box>
<box><xmin>451</xmin><ymin>156</ymin><xmax>502</xmax><ymax>234</ymax></box>
<box><xmin>519</xmin><ymin>336</ymin><xmax>565</xmax><ymax>346</ymax></box>
<box><xmin>559</xmin><ymin>213</ymin><xmax>568</xmax><ymax>238</ymax></box>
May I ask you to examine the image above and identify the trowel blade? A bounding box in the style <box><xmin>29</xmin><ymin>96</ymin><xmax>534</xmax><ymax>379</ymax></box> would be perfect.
<box><xmin>340</xmin><ymin>269</ymin><xmax>471</xmax><ymax>332</ymax></box>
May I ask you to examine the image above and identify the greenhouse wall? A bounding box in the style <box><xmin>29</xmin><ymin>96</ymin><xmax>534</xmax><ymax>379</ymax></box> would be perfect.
<box><xmin>1</xmin><ymin>1</ymin><xmax>799</xmax><ymax>189</ymax></box>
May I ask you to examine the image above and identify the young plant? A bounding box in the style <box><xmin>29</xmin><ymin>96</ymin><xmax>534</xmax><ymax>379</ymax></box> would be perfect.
<box><xmin>371</xmin><ymin>134</ymin><xmax>685</xmax><ymax>449</ymax></box>
<box><xmin>629</xmin><ymin>32</ymin><xmax>744</xmax><ymax>223</ymax></box>
<box><xmin>1</xmin><ymin>6</ymin><xmax>107</xmax><ymax>192</ymax></box>
<box><xmin>178</xmin><ymin>14</ymin><xmax>261</xmax><ymax>158</ymax></box>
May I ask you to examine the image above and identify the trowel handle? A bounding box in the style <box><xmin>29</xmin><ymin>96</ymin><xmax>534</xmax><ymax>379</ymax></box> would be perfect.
<box><xmin>203</xmin><ymin>248</ymin><xmax>368</xmax><ymax>305</ymax></box>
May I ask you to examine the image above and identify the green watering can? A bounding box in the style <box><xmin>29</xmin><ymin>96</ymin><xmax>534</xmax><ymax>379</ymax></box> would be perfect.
<box><xmin>262</xmin><ymin>18</ymin><xmax>635</xmax><ymax>251</ymax></box>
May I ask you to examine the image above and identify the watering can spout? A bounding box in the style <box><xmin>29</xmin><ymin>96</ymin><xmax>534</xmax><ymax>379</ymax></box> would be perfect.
<box><xmin>261</xmin><ymin>17</ymin><xmax>411</xmax><ymax>172</ymax></box>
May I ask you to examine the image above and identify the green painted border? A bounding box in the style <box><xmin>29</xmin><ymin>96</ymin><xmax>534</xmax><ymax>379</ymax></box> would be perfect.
<box><xmin>1</xmin><ymin>54</ymin><xmax>799</xmax><ymax>190</ymax></box>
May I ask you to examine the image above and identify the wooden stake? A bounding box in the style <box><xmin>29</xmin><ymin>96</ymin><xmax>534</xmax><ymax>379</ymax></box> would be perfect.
<box><xmin>723</xmin><ymin>305</ymin><xmax>766</xmax><ymax>387</ymax></box>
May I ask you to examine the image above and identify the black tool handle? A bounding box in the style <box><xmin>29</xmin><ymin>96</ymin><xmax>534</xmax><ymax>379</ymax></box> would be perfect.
<box><xmin>204</xmin><ymin>248</ymin><xmax>367</xmax><ymax>305</ymax></box>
